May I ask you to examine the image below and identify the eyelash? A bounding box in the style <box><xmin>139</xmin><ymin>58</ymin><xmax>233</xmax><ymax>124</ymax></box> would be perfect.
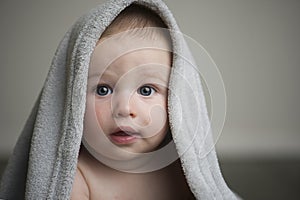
<box><xmin>95</xmin><ymin>84</ymin><xmax>113</xmax><ymax>96</ymax></box>
<box><xmin>137</xmin><ymin>85</ymin><xmax>157</xmax><ymax>96</ymax></box>
<box><xmin>94</xmin><ymin>84</ymin><xmax>157</xmax><ymax>97</ymax></box>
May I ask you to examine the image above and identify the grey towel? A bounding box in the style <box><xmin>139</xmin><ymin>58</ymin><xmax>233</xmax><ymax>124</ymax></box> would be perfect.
<box><xmin>0</xmin><ymin>0</ymin><xmax>239</xmax><ymax>199</ymax></box>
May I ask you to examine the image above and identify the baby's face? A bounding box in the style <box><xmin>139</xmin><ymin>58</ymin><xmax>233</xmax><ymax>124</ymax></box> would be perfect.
<box><xmin>85</xmin><ymin>32</ymin><xmax>171</xmax><ymax>156</ymax></box>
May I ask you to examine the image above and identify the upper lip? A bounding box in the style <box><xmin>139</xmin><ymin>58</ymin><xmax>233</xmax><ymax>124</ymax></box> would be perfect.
<box><xmin>111</xmin><ymin>126</ymin><xmax>140</xmax><ymax>136</ymax></box>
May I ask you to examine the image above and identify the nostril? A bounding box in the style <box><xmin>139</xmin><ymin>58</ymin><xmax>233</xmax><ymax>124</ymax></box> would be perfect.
<box><xmin>129</xmin><ymin>112</ymin><xmax>136</xmax><ymax>118</ymax></box>
<box><xmin>113</xmin><ymin>107</ymin><xmax>136</xmax><ymax>118</ymax></box>
<box><xmin>112</xmin><ymin>104</ymin><xmax>132</xmax><ymax>118</ymax></box>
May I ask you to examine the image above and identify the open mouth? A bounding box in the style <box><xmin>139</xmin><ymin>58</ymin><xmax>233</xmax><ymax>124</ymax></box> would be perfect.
<box><xmin>109</xmin><ymin>128</ymin><xmax>140</xmax><ymax>144</ymax></box>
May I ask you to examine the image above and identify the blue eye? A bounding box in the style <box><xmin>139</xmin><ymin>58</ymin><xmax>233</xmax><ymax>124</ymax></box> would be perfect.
<box><xmin>138</xmin><ymin>85</ymin><xmax>156</xmax><ymax>96</ymax></box>
<box><xmin>96</xmin><ymin>85</ymin><xmax>112</xmax><ymax>96</ymax></box>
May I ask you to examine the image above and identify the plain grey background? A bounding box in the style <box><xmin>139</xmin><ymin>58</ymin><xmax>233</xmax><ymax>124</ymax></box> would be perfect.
<box><xmin>0</xmin><ymin>0</ymin><xmax>300</xmax><ymax>199</ymax></box>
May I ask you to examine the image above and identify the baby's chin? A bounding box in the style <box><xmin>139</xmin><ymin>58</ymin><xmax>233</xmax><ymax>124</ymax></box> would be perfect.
<box><xmin>87</xmin><ymin>144</ymin><xmax>154</xmax><ymax>171</ymax></box>
<box><xmin>83</xmin><ymin>133</ymin><xmax>177</xmax><ymax>173</ymax></box>
<box><xmin>108</xmin><ymin>139</ymin><xmax>161</xmax><ymax>155</ymax></box>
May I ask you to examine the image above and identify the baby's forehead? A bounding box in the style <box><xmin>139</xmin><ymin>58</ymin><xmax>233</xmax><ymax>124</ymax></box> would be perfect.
<box><xmin>90</xmin><ymin>31</ymin><xmax>171</xmax><ymax>75</ymax></box>
<box><xmin>98</xmin><ymin>54</ymin><xmax>171</xmax><ymax>76</ymax></box>
<box><xmin>104</xmin><ymin>63</ymin><xmax>170</xmax><ymax>75</ymax></box>
<box><xmin>97</xmin><ymin>28</ymin><xmax>172</xmax><ymax>51</ymax></box>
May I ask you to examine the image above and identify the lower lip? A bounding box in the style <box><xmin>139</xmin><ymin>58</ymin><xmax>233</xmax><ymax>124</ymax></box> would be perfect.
<box><xmin>109</xmin><ymin>134</ymin><xmax>138</xmax><ymax>144</ymax></box>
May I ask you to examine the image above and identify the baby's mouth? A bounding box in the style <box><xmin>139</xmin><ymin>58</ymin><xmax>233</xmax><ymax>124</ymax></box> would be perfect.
<box><xmin>109</xmin><ymin>127</ymin><xmax>141</xmax><ymax>145</ymax></box>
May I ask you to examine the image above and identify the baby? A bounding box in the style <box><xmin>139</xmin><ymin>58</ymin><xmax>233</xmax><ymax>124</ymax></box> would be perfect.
<box><xmin>71</xmin><ymin>4</ymin><xmax>195</xmax><ymax>200</ymax></box>
<box><xmin>0</xmin><ymin>1</ymin><xmax>239</xmax><ymax>199</ymax></box>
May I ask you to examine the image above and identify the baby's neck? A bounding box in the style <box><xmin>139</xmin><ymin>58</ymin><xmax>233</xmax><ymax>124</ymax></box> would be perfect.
<box><xmin>78</xmin><ymin>146</ymin><xmax>195</xmax><ymax>199</ymax></box>
<box><xmin>82</xmin><ymin>146</ymin><xmax>180</xmax><ymax>176</ymax></box>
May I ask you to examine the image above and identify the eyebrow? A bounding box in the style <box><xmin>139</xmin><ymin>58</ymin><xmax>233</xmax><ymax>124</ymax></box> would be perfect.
<box><xmin>139</xmin><ymin>70</ymin><xmax>169</xmax><ymax>83</ymax></box>
<box><xmin>88</xmin><ymin>70</ymin><xmax>116</xmax><ymax>80</ymax></box>
<box><xmin>88</xmin><ymin>68</ymin><xmax>170</xmax><ymax>83</ymax></box>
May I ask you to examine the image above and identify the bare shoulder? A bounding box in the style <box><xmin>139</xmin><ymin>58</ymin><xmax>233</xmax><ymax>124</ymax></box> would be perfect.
<box><xmin>71</xmin><ymin>147</ymin><xmax>104</xmax><ymax>199</ymax></box>
<box><xmin>70</xmin><ymin>153</ymin><xmax>90</xmax><ymax>200</ymax></box>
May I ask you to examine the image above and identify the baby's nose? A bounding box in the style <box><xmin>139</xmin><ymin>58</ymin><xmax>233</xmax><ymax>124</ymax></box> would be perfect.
<box><xmin>112</xmin><ymin>93</ymin><xmax>136</xmax><ymax>118</ymax></box>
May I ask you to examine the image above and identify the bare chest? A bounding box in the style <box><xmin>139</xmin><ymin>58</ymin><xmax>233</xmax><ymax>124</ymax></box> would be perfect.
<box><xmin>78</xmin><ymin>150</ymin><xmax>194</xmax><ymax>200</ymax></box>
<box><xmin>87</xmin><ymin>168</ymin><xmax>191</xmax><ymax>200</ymax></box>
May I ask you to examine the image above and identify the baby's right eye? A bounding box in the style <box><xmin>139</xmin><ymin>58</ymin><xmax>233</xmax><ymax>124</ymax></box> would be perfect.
<box><xmin>96</xmin><ymin>85</ymin><xmax>113</xmax><ymax>96</ymax></box>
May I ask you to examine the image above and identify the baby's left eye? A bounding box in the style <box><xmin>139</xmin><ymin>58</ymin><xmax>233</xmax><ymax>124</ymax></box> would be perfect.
<box><xmin>138</xmin><ymin>85</ymin><xmax>156</xmax><ymax>96</ymax></box>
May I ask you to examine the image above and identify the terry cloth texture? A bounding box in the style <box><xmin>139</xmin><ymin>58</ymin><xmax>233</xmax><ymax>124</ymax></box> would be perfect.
<box><xmin>0</xmin><ymin>0</ymin><xmax>239</xmax><ymax>199</ymax></box>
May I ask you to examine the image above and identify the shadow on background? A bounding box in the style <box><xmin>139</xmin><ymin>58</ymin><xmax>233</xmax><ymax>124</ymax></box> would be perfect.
<box><xmin>1</xmin><ymin>157</ymin><xmax>300</xmax><ymax>199</ymax></box>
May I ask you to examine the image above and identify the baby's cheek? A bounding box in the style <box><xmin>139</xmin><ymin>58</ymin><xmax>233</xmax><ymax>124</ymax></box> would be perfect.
<box><xmin>94</xmin><ymin>103</ymin><xmax>111</xmax><ymax>131</ymax></box>
<box><xmin>143</xmin><ymin>104</ymin><xmax>168</xmax><ymax>137</ymax></box>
